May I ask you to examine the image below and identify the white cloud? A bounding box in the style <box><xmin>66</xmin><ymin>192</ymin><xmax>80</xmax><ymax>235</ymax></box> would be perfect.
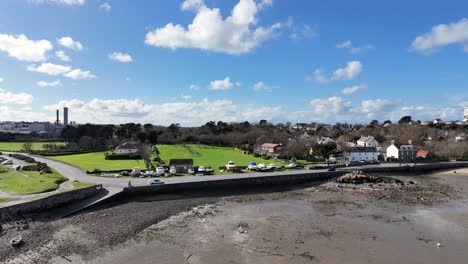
<box><xmin>258</xmin><ymin>0</ymin><xmax>273</xmax><ymax>9</ymax></box>
<box><xmin>63</xmin><ymin>69</ymin><xmax>96</xmax><ymax>79</ymax></box>
<box><xmin>287</xmin><ymin>17</ymin><xmax>316</xmax><ymax>40</ymax></box>
<box><xmin>0</xmin><ymin>105</ymin><xmax>49</xmax><ymax>122</ymax></box>
<box><xmin>336</xmin><ymin>40</ymin><xmax>373</xmax><ymax>54</ymax></box>
<box><xmin>30</xmin><ymin>0</ymin><xmax>86</xmax><ymax>6</ymax></box>
<box><xmin>57</xmin><ymin>36</ymin><xmax>83</xmax><ymax>51</ymax></box>
<box><xmin>0</xmin><ymin>78</ymin><xmax>3</xmax><ymax>83</ymax></box>
<box><xmin>210</xmin><ymin>77</ymin><xmax>234</xmax><ymax>90</ymax></box>
<box><xmin>253</xmin><ymin>81</ymin><xmax>272</xmax><ymax>91</ymax></box>
<box><xmin>108</xmin><ymin>52</ymin><xmax>133</xmax><ymax>63</ymax></box>
<box><xmin>27</xmin><ymin>63</ymin><xmax>71</xmax><ymax>76</ymax></box>
<box><xmin>0</xmin><ymin>88</ymin><xmax>34</xmax><ymax>105</ymax></box>
<box><xmin>55</xmin><ymin>50</ymin><xmax>71</xmax><ymax>61</ymax></box>
<box><xmin>189</xmin><ymin>84</ymin><xmax>200</xmax><ymax>90</ymax></box>
<box><xmin>341</xmin><ymin>83</ymin><xmax>367</xmax><ymax>95</ymax></box>
<box><xmin>309</xmin><ymin>61</ymin><xmax>363</xmax><ymax>83</ymax></box>
<box><xmin>181</xmin><ymin>95</ymin><xmax>192</xmax><ymax>100</ymax></box>
<box><xmin>411</xmin><ymin>18</ymin><xmax>468</xmax><ymax>54</ymax></box>
<box><xmin>37</xmin><ymin>80</ymin><xmax>63</xmax><ymax>87</ymax></box>
<box><xmin>0</xmin><ymin>34</ymin><xmax>53</xmax><ymax>62</ymax></box>
<box><xmin>145</xmin><ymin>0</ymin><xmax>281</xmax><ymax>55</ymax></box>
<box><xmin>44</xmin><ymin>97</ymin><xmax>284</xmax><ymax>125</ymax></box>
<box><xmin>99</xmin><ymin>2</ymin><xmax>111</xmax><ymax>12</ymax></box>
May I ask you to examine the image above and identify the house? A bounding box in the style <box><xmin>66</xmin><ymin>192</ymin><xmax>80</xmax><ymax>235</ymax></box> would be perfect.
<box><xmin>416</xmin><ymin>149</ymin><xmax>431</xmax><ymax>159</ymax></box>
<box><xmin>169</xmin><ymin>159</ymin><xmax>194</xmax><ymax>173</ymax></box>
<box><xmin>344</xmin><ymin>147</ymin><xmax>379</xmax><ymax>163</ymax></box>
<box><xmin>433</xmin><ymin>118</ymin><xmax>444</xmax><ymax>125</ymax></box>
<box><xmin>386</xmin><ymin>140</ymin><xmax>416</xmax><ymax>162</ymax></box>
<box><xmin>256</xmin><ymin>143</ymin><xmax>282</xmax><ymax>156</ymax></box>
<box><xmin>317</xmin><ymin>137</ymin><xmax>336</xmax><ymax>145</ymax></box>
<box><xmin>455</xmin><ymin>134</ymin><xmax>466</xmax><ymax>142</ymax></box>
<box><xmin>114</xmin><ymin>142</ymin><xmax>139</xmax><ymax>155</ymax></box>
<box><xmin>356</xmin><ymin>135</ymin><xmax>381</xmax><ymax>150</ymax></box>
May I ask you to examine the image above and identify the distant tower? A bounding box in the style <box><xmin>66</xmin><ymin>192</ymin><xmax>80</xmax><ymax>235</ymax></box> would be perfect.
<box><xmin>464</xmin><ymin>107</ymin><xmax>468</xmax><ymax>122</ymax></box>
<box><xmin>55</xmin><ymin>109</ymin><xmax>60</xmax><ymax>125</ymax></box>
<box><xmin>63</xmin><ymin>107</ymin><xmax>69</xmax><ymax>126</ymax></box>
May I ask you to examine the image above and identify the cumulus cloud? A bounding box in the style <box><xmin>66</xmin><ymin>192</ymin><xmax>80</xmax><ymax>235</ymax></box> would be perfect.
<box><xmin>341</xmin><ymin>83</ymin><xmax>367</xmax><ymax>95</ymax></box>
<box><xmin>30</xmin><ymin>0</ymin><xmax>85</xmax><ymax>6</ymax></box>
<box><xmin>309</xmin><ymin>61</ymin><xmax>363</xmax><ymax>83</ymax></box>
<box><xmin>0</xmin><ymin>78</ymin><xmax>3</xmax><ymax>83</ymax></box>
<box><xmin>37</xmin><ymin>80</ymin><xmax>63</xmax><ymax>87</ymax></box>
<box><xmin>99</xmin><ymin>2</ymin><xmax>111</xmax><ymax>12</ymax></box>
<box><xmin>286</xmin><ymin>17</ymin><xmax>316</xmax><ymax>40</ymax></box>
<box><xmin>189</xmin><ymin>84</ymin><xmax>200</xmax><ymax>91</ymax></box>
<box><xmin>253</xmin><ymin>81</ymin><xmax>272</xmax><ymax>91</ymax></box>
<box><xmin>27</xmin><ymin>63</ymin><xmax>71</xmax><ymax>76</ymax></box>
<box><xmin>0</xmin><ymin>88</ymin><xmax>34</xmax><ymax>105</ymax></box>
<box><xmin>411</xmin><ymin>18</ymin><xmax>468</xmax><ymax>54</ymax></box>
<box><xmin>145</xmin><ymin>0</ymin><xmax>281</xmax><ymax>55</ymax></box>
<box><xmin>210</xmin><ymin>77</ymin><xmax>234</xmax><ymax>90</ymax></box>
<box><xmin>0</xmin><ymin>34</ymin><xmax>53</xmax><ymax>62</ymax></box>
<box><xmin>44</xmin><ymin>98</ymin><xmax>284</xmax><ymax>125</ymax></box>
<box><xmin>181</xmin><ymin>95</ymin><xmax>192</xmax><ymax>100</ymax></box>
<box><xmin>57</xmin><ymin>36</ymin><xmax>83</xmax><ymax>51</ymax></box>
<box><xmin>336</xmin><ymin>40</ymin><xmax>374</xmax><ymax>54</ymax></box>
<box><xmin>55</xmin><ymin>50</ymin><xmax>71</xmax><ymax>61</ymax></box>
<box><xmin>63</xmin><ymin>69</ymin><xmax>96</xmax><ymax>79</ymax></box>
<box><xmin>108</xmin><ymin>52</ymin><xmax>133</xmax><ymax>63</ymax></box>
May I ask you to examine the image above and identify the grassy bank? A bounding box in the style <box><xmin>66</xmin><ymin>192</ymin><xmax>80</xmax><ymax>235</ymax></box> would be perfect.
<box><xmin>0</xmin><ymin>142</ymin><xmax>65</xmax><ymax>151</ymax></box>
<box><xmin>51</xmin><ymin>144</ymin><xmax>284</xmax><ymax>173</ymax></box>
<box><xmin>0</xmin><ymin>165</ymin><xmax>68</xmax><ymax>194</ymax></box>
<box><xmin>51</xmin><ymin>151</ymin><xmax>148</xmax><ymax>171</ymax></box>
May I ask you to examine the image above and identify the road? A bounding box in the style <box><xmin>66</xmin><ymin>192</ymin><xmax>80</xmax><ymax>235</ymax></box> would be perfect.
<box><xmin>5</xmin><ymin>152</ymin><xmax>440</xmax><ymax>189</ymax></box>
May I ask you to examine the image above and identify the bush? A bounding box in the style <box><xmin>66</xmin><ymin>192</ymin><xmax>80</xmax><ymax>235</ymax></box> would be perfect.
<box><xmin>104</xmin><ymin>153</ymin><xmax>142</xmax><ymax>160</ymax></box>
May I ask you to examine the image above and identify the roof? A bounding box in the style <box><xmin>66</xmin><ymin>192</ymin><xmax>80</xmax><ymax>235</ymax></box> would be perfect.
<box><xmin>115</xmin><ymin>142</ymin><xmax>138</xmax><ymax>150</ymax></box>
<box><xmin>169</xmin><ymin>159</ymin><xmax>194</xmax><ymax>165</ymax></box>
<box><xmin>357</xmin><ymin>136</ymin><xmax>375</xmax><ymax>143</ymax></box>
<box><xmin>261</xmin><ymin>143</ymin><xmax>281</xmax><ymax>148</ymax></box>
<box><xmin>417</xmin><ymin>149</ymin><xmax>430</xmax><ymax>154</ymax></box>
<box><xmin>346</xmin><ymin>147</ymin><xmax>378</xmax><ymax>153</ymax></box>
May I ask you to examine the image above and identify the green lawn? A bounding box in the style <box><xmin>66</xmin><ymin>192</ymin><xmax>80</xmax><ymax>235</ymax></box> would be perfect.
<box><xmin>50</xmin><ymin>144</ymin><xmax>285</xmax><ymax>173</ymax></box>
<box><xmin>0</xmin><ymin>142</ymin><xmax>65</xmax><ymax>151</ymax></box>
<box><xmin>158</xmin><ymin>144</ymin><xmax>285</xmax><ymax>173</ymax></box>
<box><xmin>0</xmin><ymin>165</ymin><xmax>68</xmax><ymax>194</ymax></box>
<box><xmin>51</xmin><ymin>151</ymin><xmax>149</xmax><ymax>171</ymax></box>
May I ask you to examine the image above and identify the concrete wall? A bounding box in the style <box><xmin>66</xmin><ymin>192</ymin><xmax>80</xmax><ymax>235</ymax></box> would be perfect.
<box><xmin>0</xmin><ymin>185</ymin><xmax>103</xmax><ymax>218</ymax></box>
<box><xmin>123</xmin><ymin>162</ymin><xmax>468</xmax><ymax>196</ymax></box>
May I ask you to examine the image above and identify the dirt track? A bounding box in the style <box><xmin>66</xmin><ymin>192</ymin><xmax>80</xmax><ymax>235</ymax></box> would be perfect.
<box><xmin>1</xmin><ymin>170</ymin><xmax>468</xmax><ymax>264</ymax></box>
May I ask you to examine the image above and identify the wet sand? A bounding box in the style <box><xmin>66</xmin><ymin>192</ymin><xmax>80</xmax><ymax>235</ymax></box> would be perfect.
<box><xmin>2</xmin><ymin>171</ymin><xmax>468</xmax><ymax>264</ymax></box>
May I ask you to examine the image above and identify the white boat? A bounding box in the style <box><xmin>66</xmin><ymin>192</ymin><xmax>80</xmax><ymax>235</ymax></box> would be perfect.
<box><xmin>267</xmin><ymin>163</ymin><xmax>277</xmax><ymax>170</ymax></box>
<box><xmin>205</xmin><ymin>166</ymin><xmax>213</xmax><ymax>174</ymax></box>
<box><xmin>169</xmin><ymin>166</ymin><xmax>176</xmax><ymax>175</ymax></box>
<box><xmin>226</xmin><ymin>160</ymin><xmax>236</xmax><ymax>170</ymax></box>
<box><xmin>198</xmin><ymin>166</ymin><xmax>206</xmax><ymax>173</ymax></box>
<box><xmin>285</xmin><ymin>163</ymin><xmax>297</xmax><ymax>169</ymax></box>
<box><xmin>10</xmin><ymin>235</ymin><xmax>22</xmax><ymax>247</ymax></box>
<box><xmin>188</xmin><ymin>168</ymin><xmax>195</xmax><ymax>174</ymax></box>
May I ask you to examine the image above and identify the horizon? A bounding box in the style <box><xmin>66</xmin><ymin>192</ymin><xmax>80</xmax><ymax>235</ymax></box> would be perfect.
<box><xmin>1</xmin><ymin>0</ymin><xmax>468</xmax><ymax>126</ymax></box>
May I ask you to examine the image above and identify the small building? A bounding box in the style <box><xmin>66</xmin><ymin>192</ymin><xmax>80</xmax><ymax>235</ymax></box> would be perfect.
<box><xmin>256</xmin><ymin>143</ymin><xmax>282</xmax><ymax>156</ymax></box>
<box><xmin>416</xmin><ymin>149</ymin><xmax>431</xmax><ymax>159</ymax></box>
<box><xmin>386</xmin><ymin>140</ymin><xmax>416</xmax><ymax>162</ymax></box>
<box><xmin>344</xmin><ymin>147</ymin><xmax>379</xmax><ymax>163</ymax></box>
<box><xmin>114</xmin><ymin>142</ymin><xmax>139</xmax><ymax>155</ymax></box>
<box><xmin>356</xmin><ymin>135</ymin><xmax>381</xmax><ymax>150</ymax></box>
<box><xmin>433</xmin><ymin>118</ymin><xmax>444</xmax><ymax>125</ymax></box>
<box><xmin>317</xmin><ymin>137</ymin><xmax>336</xmax><ymax>145</ymax></box>
<box><xmin>169</xmin><ymin>159</ymin><xmax>194</xmax><ymax>173</ymax></box>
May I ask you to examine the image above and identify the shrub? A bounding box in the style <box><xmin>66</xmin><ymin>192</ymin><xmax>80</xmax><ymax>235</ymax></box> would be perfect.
<box><xmin>105</xmin><ymin>154</ymin><xmax>142</xmax><ymax>160</ymax></box>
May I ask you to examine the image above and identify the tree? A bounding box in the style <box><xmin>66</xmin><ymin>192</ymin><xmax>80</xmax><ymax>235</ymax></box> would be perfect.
<box><xmin>314</xmin><ymin>143</ymin><xmax>337</xmax><ymax>159</ymax></box>
<box><xmin>398</xmin><ymin>116</ymin><xmax>412</xmax><ymax>124</ymax></box>
<box><xmin>22</xmin><ymin>142</ymin><xmax>33</xmax><ymax>152</ymax></box>
<box><xmin>137</xmin><ymin>143</ymin><xmax>154</xmax><ymax>170</ymax></box>
<box><xmin>370</xmin><ymin>120</ymin><xmax>379</xmax><ymax>127</ymax></box>
<box><xmin>136</xmin><ymin>131</ymin><xmax>147</xmax><ymax>143</ymax></box>
<box><xmin>143</xmin><ymin>123</ymin><xmax>154</xmax><ymax>132</ymax></box>
<box><xmin>147</xmin><ymin>130</ymin><xmax>160</xmax><ymax>145</ymax></box>
<box><xmin>383</xmin><ymin>120</ymin><xmax>392</xmax><ymax>125</ymax></box>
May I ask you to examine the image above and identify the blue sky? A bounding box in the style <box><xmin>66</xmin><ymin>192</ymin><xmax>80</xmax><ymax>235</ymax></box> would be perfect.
<box><xmin>0</xmin><ymin>0</ymin><xmax>467</xmax><ymax>126</ymax></box>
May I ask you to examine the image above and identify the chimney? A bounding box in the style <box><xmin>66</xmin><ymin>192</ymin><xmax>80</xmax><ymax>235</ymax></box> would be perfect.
<box><xmin>56</xmin><ymin>109</ymin><xmax>60</xmax><ymax>125</ymax></box>
<box><xmin>63</xmin><ymin>107</ymin><xmax>69</xmax><ymax>126</ymax></box>
<box><xmin>408</xmin><ymin>139</ymin><xmax>412</xmax><ymax>145</ymax></box>
<box><xmin>391</xmin><ymin>140</ymin><xmax>395</xmax><ymax>145</ymax></box>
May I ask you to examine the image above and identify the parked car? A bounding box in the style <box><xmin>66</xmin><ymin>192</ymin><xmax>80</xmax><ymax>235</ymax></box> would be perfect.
<box><xmin>247</xmin><ymin>161</ymin><xmax>257</xmax><ymax>171</ymax></box>
<box><xmin>327</xmin><ymin>167</ymin><xmax>336</xmax><ymax>171</ymax></box>
<box><xmin>147</xmin><ymin>179</ymin><xmax>164</xmax><ymax>185</ymax></box>
<box><xmin>188</xmin><ymin>168</ymin><xmax>195</xmax><ymax>174</ymax></box>
<box><xmin>285</xmin><ymin>163</ymin><xmax>297</xmax><ymax>169</ymax></box>
<box><xmin>155</xmin><ymin>167</ymin><xmax>165</xmax><ymax>176</ymax></box>
<box><xmin>198</xmin><ymin>166</ymin><xmax>206</xmax><ymax>174</ymax></box>
<box><xmin>267</xmin><ymin>163</ymin><xmax>277</xmax><ymax>170</ymax></box>
<box><xmin>2</xmin><ymin>160</ymin><xmax>13</xmax><ymax>165</ymax></box>
<box><xmin>169</xmin><ymin>166</ymin><xmax>176</xmax><ymax>175</ymax></box>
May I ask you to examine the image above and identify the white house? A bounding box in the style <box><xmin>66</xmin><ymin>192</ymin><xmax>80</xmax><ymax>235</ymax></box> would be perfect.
<box><xmin>344</xmin><ymin>147</ymin><xmax>379</xmax><ymax>163</ymax></box>
<box><xmin>464</xmin><ymin>107</ymin><xmax>468</xmax><ymax>122</ymax></box>
<box><xmin>386</xmin><ymin>140</ymin><xmax>416</xmax><ymax>162</ymax></box>
<box><xmin>356</xmin><ymin>135</ymin><xmax>381</xmax><ymax>150</ymax></box>
<box><xmin>318</xmin><ymin>137</ymin><xmax>336</xmax><ymax>145</ymax></box>
<box><xmin>114</xmin><ymin>142</ymin><xmax>139</xmax><ymax>155</ymax></box>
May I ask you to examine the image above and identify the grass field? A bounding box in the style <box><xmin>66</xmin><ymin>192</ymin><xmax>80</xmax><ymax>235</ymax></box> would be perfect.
<box><xmin>0</xmin><ymin>165</ymin><xmax>68</xmax><ymax>194</ymax></box>
<box><xmin>51</xmin><ymin>144</ymin><xmax>285</xmax><ymax>173</ymax></box>
<box><xmin>51</xmin><ymin>151</ymin><xmax>149</xmax><ymax>171</ymax></box>
<box><xmin>159</xmin><ymin>144</ymin><xmax>285</xmax><ymax>173</ymax></box>
<box><xmin>0</xmin><ymin>142</ymin><xmax>65</xmax><ymax>151</ymax></box>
